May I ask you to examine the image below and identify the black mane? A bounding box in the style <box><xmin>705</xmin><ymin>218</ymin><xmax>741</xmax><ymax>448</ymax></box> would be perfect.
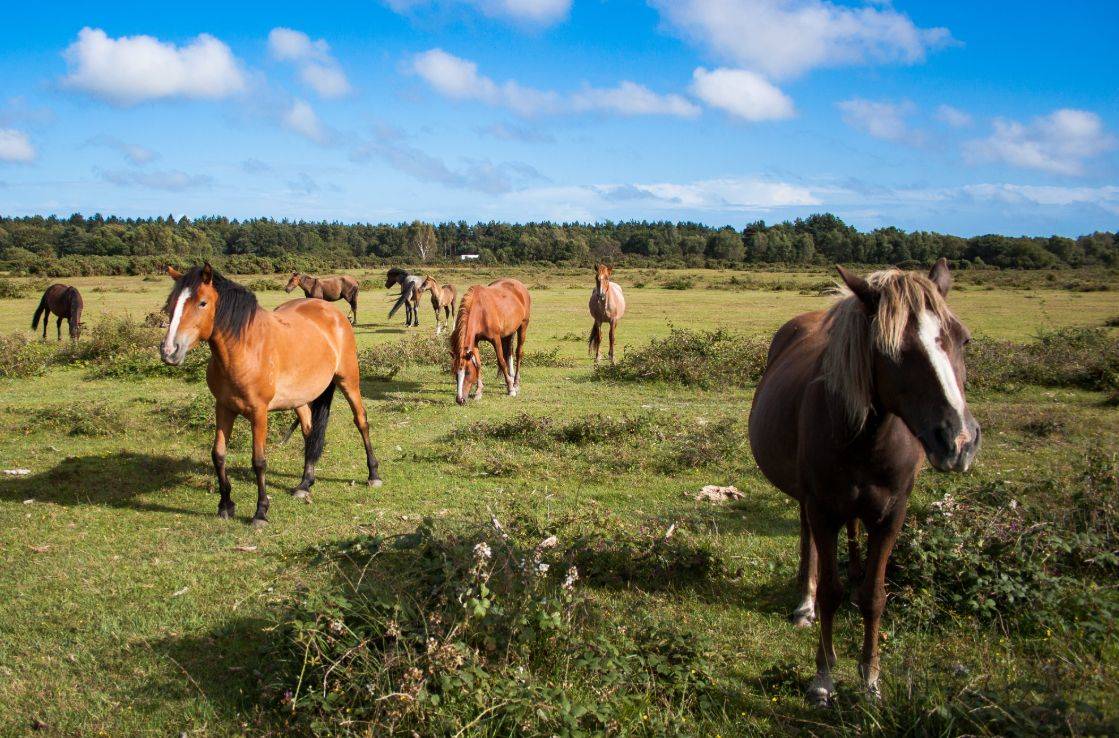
<box><xmin>165</xmin><ymin>266</ymin><xmax>259</xmax><ymax>340</ymax></box>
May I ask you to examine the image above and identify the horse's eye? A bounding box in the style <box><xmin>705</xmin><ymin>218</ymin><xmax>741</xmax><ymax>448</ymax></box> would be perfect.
<box><xmin>199</xmin><ymin>301</ymin><xmax>208</xmax><ymax>307</ymax></box>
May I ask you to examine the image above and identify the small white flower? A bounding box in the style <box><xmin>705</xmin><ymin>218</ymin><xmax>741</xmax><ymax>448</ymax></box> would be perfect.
<box><xmin>562</xmin><ymin>565</ymin><xmax>579</xmax><ymax>590</ymax></box>
<box><xmin>473</xmin><ymin>542</ymin><xmax>492</xmax><ymax>562</ymax></box>
<box><xmin>537</xmin><ymin>562</ymin><xmax>550</xmax><ymax>574</ymax></box>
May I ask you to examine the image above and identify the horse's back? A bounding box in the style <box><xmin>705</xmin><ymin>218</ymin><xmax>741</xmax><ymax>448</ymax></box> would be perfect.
<box><xmin>748</xmin><ymin>310</ymin><xmax>828</xmax><ymax>500</ymax></box>
<box><xmin>487</xmin><ymin>278</ymin><xmax>531</xmax><ymax>316</ymax></box>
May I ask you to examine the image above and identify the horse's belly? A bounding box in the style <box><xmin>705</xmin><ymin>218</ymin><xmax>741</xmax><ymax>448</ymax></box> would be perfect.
<box><xmin>269</xmin><ymin>367</ymin><xmax>335</xmax><ymax>410</ymax></box>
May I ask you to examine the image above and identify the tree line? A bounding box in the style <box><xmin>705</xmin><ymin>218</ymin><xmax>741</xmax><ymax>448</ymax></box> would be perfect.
<box><xmin>1</xmin><ymin>212</ymin><xmax>1115</xmax><ymax>276</ymax></box>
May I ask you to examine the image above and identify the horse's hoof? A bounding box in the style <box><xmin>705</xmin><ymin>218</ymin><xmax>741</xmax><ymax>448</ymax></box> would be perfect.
<box><xmin>217</xmin><ymin>508</ymin><xmax>234</xmax><ymax>520</ymax></box>
<box><xmin>368</xmin><ymin>478</ymin><xmax>383</xmax><ymax>488</ymax></box>
<box><xmin>291</xmin><ymin>489</ymin><xmax>311</xmax><ymax>502</ymax></box>
<box><xmin>251</xmin><ymin>518</ymin><xmax>269</xmax><ymax>529</ymax></box>
<box><xmin>790</xmin><ymin>607</ymin><xmax>816</xmax><ymax>628</ymax></box>
<box><xmin>806</xmin><ymin>674</ymin><xmax>835</xmax><ymax>708</ymax></box>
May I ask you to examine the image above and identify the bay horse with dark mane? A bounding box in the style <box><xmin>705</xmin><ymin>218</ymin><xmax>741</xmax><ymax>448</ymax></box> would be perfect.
<box><xmin>32</xmin><ymin>284</ymin><xmax>84</xmax><ymax>341</ymax></box>
<box><xmin>285</xmin><ymin>272</ymin><xmax>360</xmax><ymax>324</ymax></box>
<box><xmin>451</xmin><ymin>279</ymin><xmax>530</xmax><ymax>405</ymax></box>
<box><xmin>162</xmin><ymin>264</ymin><xmax>381</xmax><ymax>526</ymax></box>
<box><xmin>748</xmin><ymin>259</ymin><xmax>980</xmax><ymax>705</ymax></box>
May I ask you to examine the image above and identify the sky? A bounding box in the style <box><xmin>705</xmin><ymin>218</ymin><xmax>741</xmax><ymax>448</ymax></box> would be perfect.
<box><xmin>0</xmin><ymin>0</ymin><xmax>1116</xmax><ymax>236</ymax></box>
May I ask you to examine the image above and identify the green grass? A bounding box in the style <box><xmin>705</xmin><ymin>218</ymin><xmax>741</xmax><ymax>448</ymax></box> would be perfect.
<box><xmin>0</xmin><ymin>267</ymin><xmax>1117</xmax><ymax>736</ymax></box>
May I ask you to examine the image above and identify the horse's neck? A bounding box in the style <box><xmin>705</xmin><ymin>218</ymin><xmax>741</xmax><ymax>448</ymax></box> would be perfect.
<box><xmin>301</xmin><ymin>275</ymin><xmax>315</xmax><ymax>293</ymax></box>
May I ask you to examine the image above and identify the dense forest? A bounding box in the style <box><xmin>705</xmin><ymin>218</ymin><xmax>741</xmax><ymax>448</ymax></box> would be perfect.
<box><xmin>1</xmin><ymin>212</ymin><xmax>1116</xmax><ymax>276</ymax></box>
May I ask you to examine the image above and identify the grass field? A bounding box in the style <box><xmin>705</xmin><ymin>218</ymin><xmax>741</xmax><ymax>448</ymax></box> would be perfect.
<box><xmin>0</xmin><ymin>266</ymin><xmax>1117</xmax><ymax>736</ymax></box>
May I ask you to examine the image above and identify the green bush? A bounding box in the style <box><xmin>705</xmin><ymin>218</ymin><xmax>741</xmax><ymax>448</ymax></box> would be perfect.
<box><xmin>245</xmin><ymin>278</ymin><xmax>286</xmax><ymax>292</ymax></box>
<box><xmin>0</xmin><ymin>333</ymin><xmax>55</xmax><ymax>378</ymax></box>
<box><xmin>595</xmin><ymin>328</ymin><xmax>770</xmax><ymax>388</ymax></box>
<box><xmin>60</xmin><ymin>315</ymin><xmax>208</xmax><ymax>381</ymax></box>
<box><xmin>357</xmin><ymin>333</ymin><xmax>450</xmax><ymax>380</ymax></box>
<box><xmin>967</xmin><ymin>327</ymin><xmax>1119</xmax><ymax>392</ymax></box>
<box><xmin>0</xmin><ymin>277</ymin><xmax>27</xmax><ymax>299</ymax></box>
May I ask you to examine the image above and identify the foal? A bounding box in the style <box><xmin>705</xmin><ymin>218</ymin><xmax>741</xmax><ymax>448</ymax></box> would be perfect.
<box><xmin>419</xmin><ymin>276</ymin><xmax>456</xmax><ymax>334</ymax></box>
<box><xmin>588</xmin><ymin>264</ymin><xmax>625</xmax><ymax>365</ymax></box>
<box><xmin>32</xmin><ymin>284</ymin><xmax>84</xmax><ymax>341</ymax></box>
<box><xmin>748</xmin><ymin>260</ymin><xmax>980</xmax><ymax>705</ymax></box>
<box><xmin>162</xmin><ymin>264</ymin><xmax>381</xmax><ymax>526</ymax></box>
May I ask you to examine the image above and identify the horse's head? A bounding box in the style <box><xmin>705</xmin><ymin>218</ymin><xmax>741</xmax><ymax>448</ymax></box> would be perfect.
<box><xmin>386</xmin><ymin>268</ymin><xmax>405</xmax><ymax>289</ymax></box>
<box><xmin>69</xmin><ymin>322</ymin><xmax>84</xmax><ymax>341</ymax></box>
<box><xmin>284</xmin><ymin>273</ymin><xmax>301</xmax><ymax>292</ymax></box>
<box><xmin>594</xmin><ymin>264</ymin><xmax>613</xmax><ymax>300</ymax></box>
<box><xmin>420</xmin><ymin>276</ymin><xmax>435</xmax><ymax>293</ymax></box>
<box><xmin>836</xmin><ymin>260</ymin><xmax>980</xmax><ymax>473</ymax></box>
<box><xmin>452</xmin><ymin>347</ymin><xmax>480</xmax><ymax>406</ymax></box>
<box><xmin>160</xmin><ymin>264</ymin><xmax>218</xmax><ymax>365</ymax></box>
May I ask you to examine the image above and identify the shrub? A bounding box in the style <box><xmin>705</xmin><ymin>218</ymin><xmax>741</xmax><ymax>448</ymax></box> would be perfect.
<box><xmin>33</xmin><ymin>403</ymin><xmax>126</xmax><ymax>436</ymax></box>
<box><xmin>0</xmin><ymin>333</ymin><xmax>54</xmax><ymax>378</ymax></box>
<box><xmin>967</xmin><ymin>328</ymin><xmax>1119</xmax><ymax>392</ymax></box>
<box><xmin>358</xmin><ymin>333</ymin><xmax>450</xmax><ymax>380</ymax></box>
<box><xmin>596</xmin><ymin>328</ymin><xmax>769</xmax><ymax>388</ymax></box>
<box><xmin>60</xmin><ymin>315</ymin><xmax>208</xmax><ymax>381</ymax></box>
<box><xmin>245</xmin><ymin>278</ymin><xmax>286</xmax><ymax>292</ymax></box>
<box><xmin>262</xmin><ymin>515</ymin><xmax>718</xmax><ymax>735</ymax></box>
<box><xmin>0</xmin><ymin>277</ymin><xmax>27</xmax><ymax>299</ymax></box>
<box><xmin>660</xmin><ymin>276</ymin><xmax>694</xmax><ymax>290</ymax></box>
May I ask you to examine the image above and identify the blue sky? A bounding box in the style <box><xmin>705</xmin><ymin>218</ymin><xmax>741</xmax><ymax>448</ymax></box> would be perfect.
<box><xmin>0</xmin><ymin>0</ymin><xmax>1115</xmax><ymax>235</ymax></box>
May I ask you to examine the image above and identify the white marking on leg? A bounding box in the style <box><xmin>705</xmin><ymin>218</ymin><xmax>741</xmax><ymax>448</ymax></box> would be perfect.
<box><xmin>162</xmin><ymin>288</ymin><xmax>191</xmax><ymax>356</ymax></box>
<box><xmin>917</xmin><ymin>311</ymin><xmax>966</xmax><ymax>425</ymax></box>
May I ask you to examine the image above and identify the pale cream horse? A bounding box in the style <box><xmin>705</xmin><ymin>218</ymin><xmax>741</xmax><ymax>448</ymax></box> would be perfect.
<box><xmin>588</xmin><ymin>264</ymin><xmax>626</xmax><ymax>365</ymax></box>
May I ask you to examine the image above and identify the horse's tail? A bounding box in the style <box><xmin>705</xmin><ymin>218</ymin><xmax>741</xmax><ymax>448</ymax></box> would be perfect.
<box><xmin>31</xmin><ymin>292</ymin><xmax>49</xmax><ymax>330</ymax></box>
<box><xmin>306</xmin><ymin>381</ymin><xmax>337</xmax><ymax>462</ymax></box>
<box><xmin>279</xmin><ymin>414</ymin><xmax>301</xmax><ymax>446</ymax></box>
<box><xmin>588</xmin><ymin>322</ymin><xmax>602</xmax><ymax>357</ymax></box>
<box><xmin>388</xmin><ymin>289</ymin><xmax>408</xmax><ymax>318</ymax></box>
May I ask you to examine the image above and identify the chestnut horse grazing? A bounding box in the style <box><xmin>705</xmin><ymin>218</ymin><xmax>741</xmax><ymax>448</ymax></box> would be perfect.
<box><xmin>419</xmin><ymin>276</ymin><xmax>456</xmax><ymax>335</ymax></box>
<box><xmin>32</xmin><ymin>284</ymin><xmax>84</xmax><ymax>341</ymax></box>
<box><xmin>588</xmin><ymin>264</ymin><xmax>625</xmax><ymax>365</ymax></box>
<box><xmin>451</xmin><ymin>279</ymin><xmax>531</xmax><ymax>405</ymax></box>
<box><xmin>285</xmin><ymin>272</ymin><xmax>360</xmax><ymax>325</ymax></box>
<box><xmin>748</xmin><ymin>260</ymin><xmax>980</xmax><ymax>706</ymax></box>
<box><xmin>162</xmin><ymin>264</ymin><xmax>381</xmax><ymax>526</ymax></box>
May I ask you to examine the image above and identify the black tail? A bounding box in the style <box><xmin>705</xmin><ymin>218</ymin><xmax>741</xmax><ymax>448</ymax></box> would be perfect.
<box><xmin>388</xmin><ymin>289</ymin><xmax>408</xmax><ymax>318</ymax></box>
<box><xmin>588</xmin><ymin>322</ymin><xmax>602</xmax><ymax>356</ymax></box>
<box><xmin>31</xmin><ymin>293</ymin><xmax>49</xmax><ymax>330</ymax></box>
<box><xmin>306</xmin><ymin>381</ymin><xmax>336</xmax><ymax>463</ymax></box>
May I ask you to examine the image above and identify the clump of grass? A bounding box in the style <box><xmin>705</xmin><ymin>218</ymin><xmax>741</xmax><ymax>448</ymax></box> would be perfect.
<box><xmin>33</xmin><ymin>403</ymin><xmax>127</xmax><ymax>436</ymax></box>
<box><xmin>262</xmin><ymin>514</ymin><xmax>719</xmax><ymax>735</ymax></box>
<box><xmin>0</xmin><ymin>333</ymin><xmax>54</xmax><ymax>378</ymax></box>
<box><xmin>0</xmin><ymin>277</ymin><xmax>27</xmax><ymax>299</ymax></box>
<box><xmin>660</xmin><ymin>276</ymin><xmax>694</xmax><ymax>290</ymax></box>
<box><xmin>967</xmin><ymin>327</ymin><xmax>1119</xmax><ymax>393</ymax></box>
<box><xmin>520</xmin><ymin>345</ymin><xmax>574</xmax><ymax>368</ymax></box>
<box><xmin>358</xmin><ymin>333</ymin><xmax>450</xmax><ymax>380</ymax></box>
<box><xmin>245</xmin><ymin>278</ymin><xmax>285</xmax><ymax>292</ymax></box>
<box><xmin>663</xmin><ymin>417</ymin><xmax>744</xmax><ymax>471</ymax></box>
<box><xmin>596</xmin><ymin>328</ymin><xmax>769</xmax><ymax>388</ymax></box>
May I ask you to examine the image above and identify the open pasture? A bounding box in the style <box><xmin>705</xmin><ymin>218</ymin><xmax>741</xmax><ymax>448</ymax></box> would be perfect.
<box><xmin>0</xmin><ymin>267</ymin><xmax>1117</xmax><ymax>736</ymax></box>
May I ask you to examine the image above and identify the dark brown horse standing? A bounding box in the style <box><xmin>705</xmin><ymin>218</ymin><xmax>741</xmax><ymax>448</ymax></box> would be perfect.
<box><xmin>285</xmin><ymin>272</ymin><xmax>360</xmax><ymax>324</ymax></box>
<box><xmin>32</xmin><ymin>284</ymin><xmax>84</xmax><ymax>341</ymax></box>
<box><xmin>451</xmin><ymin>279</ymin><xmax>531</xmax><ymax>405</ymax></box>
<box><xmin>748</xmin><ymin>260</ymin><xmax>980</xmax><ymax>705</ymax></box>
<box><xmin>163</xmin><ymin>264</ymin><xmax>381</xmax><ymax>526</ymax></box>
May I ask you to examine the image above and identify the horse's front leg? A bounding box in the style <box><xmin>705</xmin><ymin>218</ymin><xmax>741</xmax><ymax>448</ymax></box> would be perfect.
<box><xmin>791</xmin><ymin>502</ymin><xmax>818</xmax><ymax>627</ymax></box>
<box><xmin>513</xmin><ymin>324</ymin><xmax>526</xmax><ymax>392</ymax></box>
<box><xmin>608</xmin><ymin>319</ymin><xmax>618</xmax><ymax>364</ymax></box>
<box><xmin>249</xmin><ymin>409</ymin><xmax>270</xmax><ymax>527</ymax></box>
<box><xmin>805</xmin><ymin>502</ymin><xmax>842</xmax><ymax>707</ymax></box>
<box><xmin>856</xmin><ymin>504</ymin><xmax>907</xmax><ymax>699</ymax></box>
<box><xmin>212</xmin><ymin>404</ymin><xmax>236</xmax><ymax>519</ymax></box>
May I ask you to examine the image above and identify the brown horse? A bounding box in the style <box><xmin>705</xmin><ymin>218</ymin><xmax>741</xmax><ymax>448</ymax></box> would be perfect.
<box><xmin>588</xmin><ymin>264</ymin><xmax>626</xmax><ymax>365</ymax></box>
<box><xmin>285</xmin><ymin>272</ymin><xmax>360</xmax><ymax>324</ymax></box>
<box><xmin>385</xmin><ymin>268</ymin><xmax>424</xmax><ymax>327</ymax></box>
<box><xmin>163</xmin><ymin>264</ymin><xmax>381</xmax><ymax>526</ymax></box>
<box><xmin>451</xmin><ymin>279</ymin><xmax>531</xmax><ymax>405</ymax></box>
<box><xmin>419</xmin><ymin>276</ymin><xmax>456</xmax><ymax>335</ymax></box>
<box><xmin>32</xmin><ymin>284</ymin><xmax>84</xmax><ymax>341</ymax></box>
<box><xmin>748</xmin><ymin>260</ymin><xmax>980</xmax><ymax>705</ymax></box>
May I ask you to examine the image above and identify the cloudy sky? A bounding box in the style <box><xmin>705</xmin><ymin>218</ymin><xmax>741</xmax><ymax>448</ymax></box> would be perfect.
<box><xmin>1</xmin><ymin>0</ymin><xmax>1115</xmax><ymax>235</ymax></box>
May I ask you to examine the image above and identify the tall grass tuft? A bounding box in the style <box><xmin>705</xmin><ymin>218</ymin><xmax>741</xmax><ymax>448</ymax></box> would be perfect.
<box><xmin>595</xmin><ymin>328</ymin><xmax>770</xmax><ymax>388</ymax></box>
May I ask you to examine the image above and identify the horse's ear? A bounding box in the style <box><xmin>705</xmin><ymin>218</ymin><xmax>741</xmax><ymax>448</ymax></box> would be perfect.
<box><xmin>605</xmin><ymin>265</ymin><xmax>613</xmax><ymax>277</ymax></box>
<box><xmin>837</xmin><ymin>265</ymin><xmax>878</xmax><ymax>311</ymax></box>
<box><xmin>201</xmin><ymin>262</ymin><xmax>213</xmax><ymax>285</ymax></box>
<box><xmin>929</xmin><ymin>257</ymin><xmax>951</xmax><ymax>297</ymax></box>
<box><xmin>167</xmin><ymin>265</ymin><xmax>182</xmax><ymax>280</ymax></box>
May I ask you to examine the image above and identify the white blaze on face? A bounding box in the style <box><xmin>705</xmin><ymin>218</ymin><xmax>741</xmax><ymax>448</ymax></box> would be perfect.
<box><xmin>163</xmin><ymin>288</ymin><xmax>191</xmax><ymax>356</ymax></box>
<box><xmin>917</xmin><ymin>311</ymin><xmax>966</xmax><ymax>423</ymax></box>
<box><xmin>456</xmin><ymin>367</ymin><xmax>466</xmax><ymax>400</ymax></box>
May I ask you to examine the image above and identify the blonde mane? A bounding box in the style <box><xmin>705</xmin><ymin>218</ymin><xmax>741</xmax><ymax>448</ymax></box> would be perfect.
<box><xmin>451</xmin><ymin>287</ymin><xmax>476</xmax><ymax>353</ymax></box>
<box><xmin>822</xmin><ymin>268</ymin><xmax>955</xmax><ymax>430</ymax></box>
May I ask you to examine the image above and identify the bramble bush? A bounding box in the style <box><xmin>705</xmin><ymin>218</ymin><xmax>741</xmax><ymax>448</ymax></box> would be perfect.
<box><xmin>595</xmin><ymin>328</ymin><xmax>769</xmax><ymax>389</ymax></box>
<box><xmin>966</xmin><ymin>327</ymin><xmax>1119</xmax><ymax>393</ymax></box>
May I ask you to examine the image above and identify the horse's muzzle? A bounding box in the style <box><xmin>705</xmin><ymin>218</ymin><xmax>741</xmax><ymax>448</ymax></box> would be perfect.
<box><xmin>924</xmin><ymin>417</ymin><xmax>981</xmax><ymax>473</ymax></box>
<box><xmin>160</xmin><ymin>343</ymin><xmax>188</xmax><ymax>366</ymax></box>
<box><xmin>455</xmin><ymin>395</ymin><xmax>467</xmax><ymax>406</ymax></box>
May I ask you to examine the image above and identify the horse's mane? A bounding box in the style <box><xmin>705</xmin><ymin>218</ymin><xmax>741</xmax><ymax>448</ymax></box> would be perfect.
<box><xmin>450</xmin><ymin>287</ymin><xmax>476</xmax><ymax>353</ymax></box>
<box><xmin>166</xmin><ymin>266</ymin><xmax>259</xmax><ymax>340</ymax></box>
<box><xmin>387</xmin><ymin>267</ymin><xmax>409</xmax><ymax>281</ymax></box>
<box><xmin>822</xmin><ymin>268</ymin><xmax>954</xmax><ymax>430</ymax></box>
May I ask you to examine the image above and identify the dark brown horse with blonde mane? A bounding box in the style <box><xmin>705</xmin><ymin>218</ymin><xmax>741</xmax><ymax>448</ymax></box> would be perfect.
<box><xmin>163</xmin><ymin>264</ymin><xmax>381</xmax><ymax>526</ymax></box>
<box><xmin>285</xmin><ymin>272</ymin><xmax>360</xmax><ymax>324</ymax></box>
<box><xmin>32</xmin><ymin>284</ymin><xmax>84</xmax><ymax>341</ymax></box>
<box><xmin>450</xmin><ymin>279</ymin><xmax>530</xmax><ymax>405</ymax></box>
<box><xmin>748</xmin><ymin>259</ymin><xmax>980</xmax><ymax>706</ymax></box>
<box><xmin>419</xmin><ymin>275</ymin><xmax>456</xmax><ymax>335</ymax></box>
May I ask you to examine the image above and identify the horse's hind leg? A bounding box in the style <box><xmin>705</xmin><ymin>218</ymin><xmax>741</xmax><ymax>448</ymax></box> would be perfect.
<box><xmin>349</xmin><ymin>295</ymin><xmax>358</xmax><ymax>326</ymax></box>
<box><xmin>494</xmin><ymin>336</ymin><xmax>514</xmax><ymax>396</ymax></box>
<box><xmin>608</xmin><ymin>319</ymin><xmax>618</xmax><ymax>364</ymax></box>
<box><xmin>847</xmin><ymin>519</ymin><xmax>864</xmax><ymax>583</ymax></box>
<box><xmin>56</xmin><ymin>315</ymin><xmax>63</xmax><ymax>341</ymax></box>
<box><xmin>337</xmin><ymin>368</ymin><xmax>382</xmax><ymax>487</ymax></box>
<box><xmin>212</xmin><ymin>404</ymin><xmax>236</xmax><ymax>519</ymax></box>
<box><xmin>513</xmin><ymin>323</ymin><xmax>526</xmax><ymax>392</ymax></box>
<box><xmin>791</xmin><ymin>502</ymin><xmax>818</xmax><ymax>627</ymax></box>
<box><xmin>249</xmin><ymin>409</ymin><xmax>271</xmax><ymax>527</ymax></box>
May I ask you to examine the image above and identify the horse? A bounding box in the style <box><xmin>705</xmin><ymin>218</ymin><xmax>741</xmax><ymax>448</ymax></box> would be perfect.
<box><xmin>451</xmin><ymin>279</ymin><xmax>531</xmax><ymax>406</ymax></box>
<box><xmin>385</xmin><ymin>268</ymin><xmax>424</xmax><ymax>327</ymax></box>
<box><xmin>284</xmin><ymin>272</ymin><xmax>360</xmax><ymax>325</ymax></box>
<box><xmin>161</xmin><ymin>263</ymin><xmax>381</xmax><ymax>527</ymax></box>
<box><xmin>748</xmin><ymin>259</ymin><xmax>980</xmax><ymax>706</ymax></box>
<box><xmin>419</xmin><ymin>276</ymin><xmax>457</xmax><ymax>335</ymax></box>
<box><xmin>32</xmin><ymin>284</ymin><xmax>84</xmax><ymax>342</ymax></box>
<box><xmin>588</xmin><ymin>264</ymin><xmax>626</xmax><ymax>365</ymax></box>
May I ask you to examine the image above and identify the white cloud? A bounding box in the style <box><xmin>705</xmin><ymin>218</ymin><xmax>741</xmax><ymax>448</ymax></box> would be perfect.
<box><xmin>384</xmin><ymin>0</ymin><xmax>571</xmax><ymax>27</ymax></box>
<box><xmin>411</xmin><ymin>49</ymin><xmax>696</xmax><ymax>118</ymax></box>
<box><xmin>86</xmin><ymin>134</ymin><xmax>158</xmax><ymax>165</ymax></box>
<box><xmin>651</xmin><ymin>0</ymin><xmax>953</xmax><ymax>79</ymax></box>
<box><xmin>837</xmin><ymin>98</ymin><xmax>917</xmax><ymax>143</ymax></box>
<box><xmin>97</xmin><ymin>168</ymin><xmax>211</xmax><ymax>190</ymax></box>
<box><xmin>0</xmin><ymin>129</ymin><xmax>36</xmax><ymax>163</ymax></box>
<box><xmin>283</xmin><ymin>99</ymin><xmax>330</xmax><ymax>143</ymax></box>
<box><xmin>935</xmin><ymin>104</ymin><xmax>971</xmax><ymax>128</ymax></box>
<box><xmin>268</xmin><ymin>28</ymin><xmax>351</xmax><ymax>98</ymax></box>
<box><xmin>962</xmin><ymin>183</ymin><xmax>1119</xmax><ymax>214</ymax></box>
<box><xmin>964</xmin><ymin>109</ymin><xmax>1116</xmax><ymax>176</ymax></box>
<box><xmin>690</xmin><ymin>67</ymin><xmax>793</xmax><ymax>121</ymax></box>
<box><xmin>61</xmin><ymin>27</ymin><xmax>246</xmax><ymax>105</ymax></box>
<box><xmin>603</xmin><ymin>176</ymin><xmax>819</xmax><ymax>210</ymax></box>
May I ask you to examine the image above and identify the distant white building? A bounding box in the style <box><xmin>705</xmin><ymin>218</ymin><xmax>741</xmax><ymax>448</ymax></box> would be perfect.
<box><xmin>459</xmin><ymin>254</ymin><xmax>480</xmax><ymax>261</ymax></box>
